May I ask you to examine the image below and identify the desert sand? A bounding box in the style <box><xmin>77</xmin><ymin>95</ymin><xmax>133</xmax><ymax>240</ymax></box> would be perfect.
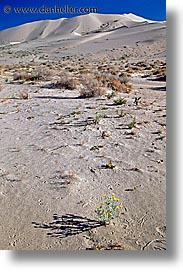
<box><xmin>0</xmin><ymin>13</ymin><xmax>166</xmax><ymax>250</ymax></box>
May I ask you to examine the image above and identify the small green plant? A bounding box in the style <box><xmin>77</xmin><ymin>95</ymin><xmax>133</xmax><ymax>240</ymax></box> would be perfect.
<box><xmin>96</xmin><ymin>193</ymin><xmax>122</xmax><ymax>225</ymax></box>
<box><xmin>71</xmin><ymin>110</ymin><xmax>82</xmax><ymax>115</ymax></box>
<box><xmin>94</xmin><ymin>112</ymin><xmax>105</xmax><ymax>124</ymax></box>
<box><xmin>129</xmin><ymin>117</ymin><xmax>136</xmax><ymax>129</ymax></box>
<box><xmin>116</xmin><ymin>109</ymin><xmax>127</xmax><ymax>117</ymax></box>
<box><xmin>90</xmin><ymin>145</ymin><xmax>103</xmax><ymax>151</ymax></box>
<box><xmin>105</xmin><ymin>160</ymin><xmax>116</xmax><ymax>169</ymax></box>
<box><xmin>114</xmin><ymin>97</ymin><xmax>127</xmax><ymax>105</ymax></box>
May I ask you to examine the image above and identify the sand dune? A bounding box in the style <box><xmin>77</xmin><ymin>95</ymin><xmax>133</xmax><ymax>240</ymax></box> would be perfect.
<box><xmin>0</xmin><ymin>13</ymin><xmax>160</xmax><ymax>44</ymax></box>
<box><xmin>0</xmin><ymin>12</ymin><xmax>166</xmax><ymax>250</ymax></box>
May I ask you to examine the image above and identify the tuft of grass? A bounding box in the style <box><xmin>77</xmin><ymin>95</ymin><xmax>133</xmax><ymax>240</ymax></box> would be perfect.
<box><xmin>94</xmin><ymin>112</ymin><xmax>105</xmax><ymax>125</ymax></box>
<box><xmin>114</xmin><ymin>97</ymin><xmax>127</xmax><ymax>105</ymax></box>
<box><xmin>116</xmin><ymin>109</ymin><xmax>127</xmax><ymax>117</ymax></box>
<box><xmin>90</xmin><ymin>145</ymin><xmax>103</xmax><ymax>151</ymax></box>
<box><xmin>129</xmin><ymin>117</ymin><xmax>136</xmax><ymax>129</ymax></box>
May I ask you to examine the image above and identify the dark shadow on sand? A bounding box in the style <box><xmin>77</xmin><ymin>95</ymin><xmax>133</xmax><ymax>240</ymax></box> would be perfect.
<box><xmin>33</xmin><ymin>95</ymin><xmax>103</xmax><ymax>100</ymax></box>
<box><xmin>32</xmin><ymin>214</ymin><xmax>103</xmax><ymax>238</ymax></box>
<box><xmin>33</xmin><ymin>95</ymin><xmax>82</xmax><ymax>100</ymax></box>
<box><xmin>151</xmin><ymin>86</ymin><xmax>166</xmax><ymax>91</ymax></box>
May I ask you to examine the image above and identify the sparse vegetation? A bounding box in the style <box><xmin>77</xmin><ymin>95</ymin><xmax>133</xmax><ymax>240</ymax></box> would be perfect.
<box><xmin>12</xmin><ymin>67</ymin><xmax>52</xmax><ymax>82</ymax></box>
<box><xmin>114</xmin><ymin>97</ymin><xmax>127</xmax><ymax>105</ymax></box>
<box><xmin>79</xmin><ymin>75</ymin><xmax>104</xmax><ymax>98</ymax></box>
<box><xmin>96</xmin><ymin>193</ymin><xmax>122</xmax><ymax>225</ymax></box>
<box><xmin>50</xmin><ymin>73</ymin><xmax>77</xmax><ymax>90</ymax></box>
<box><xmin>71</xmin><ymin>111</ymin><xmax>83</xmax><ymax>115</ymax></box>
<box><xmin>0</xmin><ymin>16</ymin><xmax>166</xmax><ymax>251</ymax></box>
<box><xmin>129</xmin><ymin>117</ymin><xmax>136</xmax><ymax>129</ymax></box>
<box><xmin>94</xmin><ymin>112</ymin><xmax>105</xmax><ymax>124</ymax></box>
<box><xmin>105</xmin><ymin>160</ymin><xmax>116</xmax><ymax>169</ymax></box>
<box><xmin>90</xmin><ymin>145</ymin><xmax>103</xmax><ymax>151</ymax></box>
<box><xmin>116</xmin><ymin>109</ymin><xmax>127</xmax><ymax>117</ymax></box>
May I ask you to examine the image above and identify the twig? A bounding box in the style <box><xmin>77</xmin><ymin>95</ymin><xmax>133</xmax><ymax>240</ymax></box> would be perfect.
<box><xmin>141</xmin><ymin>239</ymin><xmax>166</xmax><ymax>250</ymax></box>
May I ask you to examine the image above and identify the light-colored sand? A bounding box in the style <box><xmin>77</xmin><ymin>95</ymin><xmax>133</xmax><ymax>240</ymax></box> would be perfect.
<box><xmin>0</xmin><ymin>13</ymin><xmax>161</xmax><ymax>44</ymax></box>
<box><xmin>0</xmin><ymin>14</ymin><xmax>166</xmax><ymax>250</ymax></box>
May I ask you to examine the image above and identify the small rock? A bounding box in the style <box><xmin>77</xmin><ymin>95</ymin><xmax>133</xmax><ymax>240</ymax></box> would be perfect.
<box><xmin>19</xmin><ymin>91</ymin><xmax>29</xmax><ymax>100</ymax></box>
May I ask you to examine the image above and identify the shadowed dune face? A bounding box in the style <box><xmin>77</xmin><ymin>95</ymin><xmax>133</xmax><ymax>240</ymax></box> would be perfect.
<box><xmin>0</xmin><ymin>13</ymin><xmax>165</xmax><ymax>44</ymax></box>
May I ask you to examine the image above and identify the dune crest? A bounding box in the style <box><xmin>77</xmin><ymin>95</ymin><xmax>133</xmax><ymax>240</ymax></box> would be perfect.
<box><xmin>0</xmin><ymin>13</ymin><xmax>162</xmax><ymax>44</ymax></box>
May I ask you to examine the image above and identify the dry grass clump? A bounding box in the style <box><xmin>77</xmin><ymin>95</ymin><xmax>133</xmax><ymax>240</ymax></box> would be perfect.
<box><xmin>79</xmin><ymin>74</ymin><xmax>104</xmax><ymax>98</ymax></box>
<box><xmin>51</xmin><ymin>73</ymin><xmax>77</xmax><ymax>90</ymax></box>
<box><xmin>13</xmin><ymin>66</ymin><xmax>53</xmax><ymax>82</ymax></box>
<box><xmin>110</xmin><ymin>74</ymin><xmax>133</xmax><ymax>93</ymax></box>
<box><xmin>77</xmin><ymin>71</ymin><xmax>132</xmax><ymax>98</ymax></box>
<box><xmin>11</xmin><ymin>65</ymin><xmax>78</xmax><ymax>90</ymax></box>
<box><xmin>95</xmin><ymin>72</ymin><xmax>132</xmax><ymax>93</ymax></box>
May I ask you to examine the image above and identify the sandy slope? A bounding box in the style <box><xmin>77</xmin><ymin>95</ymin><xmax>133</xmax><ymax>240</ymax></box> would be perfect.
<box><xmin>0</xmin><ymin>13</ymin><xmax>159</xmax><ymax>43</ymax></box>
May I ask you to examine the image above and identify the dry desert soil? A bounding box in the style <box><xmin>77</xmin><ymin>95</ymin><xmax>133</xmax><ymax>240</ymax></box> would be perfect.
<box><xmin>0</xmin><ymin>14</ymin><xmax>166</xmax><ymax>250</ymax></box>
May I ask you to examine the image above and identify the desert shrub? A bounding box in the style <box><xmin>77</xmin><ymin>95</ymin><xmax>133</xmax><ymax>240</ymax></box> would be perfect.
<box><xmin>13</xmin><ymin>72</ymin><xmax>28</xmax><ymax>81</ymax></box>
<box><xmin>102</xmin><ymin>73</ymin><xmax>130</xmax><ymax>93</ymax></box>
<box><xmin>111</xmin><ymin>79</ymin><xmax>121</xmax><ymax>91</ymax></box>
<box><xmin>96</xmin><ymin>193</ymin><xmax>122</xmax><ymax>225</ymax></box>
<box><xmin>51</xmin><ymin>73</ymin><xmax>77</xmax><ymax>90</ymax></box>
<box><xmin>79</xmin><ymin>74</ymin><xmax>104</xmax><ymax>98</ymax></box>
<box><xmin>13</xmin><ymin>66</ymin><xmax>53</xmax><ymax>82</ymax></box>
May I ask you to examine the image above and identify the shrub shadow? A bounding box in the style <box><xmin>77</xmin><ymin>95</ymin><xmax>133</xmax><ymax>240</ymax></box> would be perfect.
<box><xmin>150</xmin><ymin>86</ymin><xmax>166</xmax><ymax>91</ymax></box>
<box><xmin>32</xmin><ymin>214</ymin><xmax>103</xmax><ymax>238</ymax></box>
<box><xmin>33</xmin><ymin>95</ymin><xmax>81</xmax><ymax>100</ymax></box>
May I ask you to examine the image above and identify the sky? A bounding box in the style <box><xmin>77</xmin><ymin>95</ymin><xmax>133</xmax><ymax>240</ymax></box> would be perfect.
<box><xmin>0</xmin><ymin>0</ymin><xmax>166</xmax><ymax>31</ymax></box>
